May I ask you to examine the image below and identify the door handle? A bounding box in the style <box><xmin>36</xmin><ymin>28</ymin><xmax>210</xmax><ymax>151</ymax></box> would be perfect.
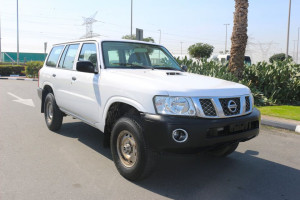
<box><xmin>52</xmin><ymin>74</ymin><xmax>56</xmax><ymax>77</ymax></box>
<box><xmin>72</xmin><ymin>77</ymin><xmax>76</xmax><ymax>81</ymax></box>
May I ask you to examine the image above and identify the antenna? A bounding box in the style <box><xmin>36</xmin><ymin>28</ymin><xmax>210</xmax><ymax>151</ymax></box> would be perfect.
<box><xmin>81</xmin><ymin>11</ymin><xmax>100</xmax><ymax>38</ymax></box>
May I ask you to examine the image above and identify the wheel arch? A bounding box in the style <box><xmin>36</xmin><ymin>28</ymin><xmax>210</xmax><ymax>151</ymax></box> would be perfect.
<box><xmin>100</xmin><ymin>97</ymin><xmax>146</xmax><ymax>130</ymax></box>
<box><xmin>99</xmin><ymin>97</ymin><xmax>146</xmax><ymax>147</ymax></box>
<box><xmin>41</xmin><ymin>83</ymin><xmax>54</xmax><ymax>113</ymax></box>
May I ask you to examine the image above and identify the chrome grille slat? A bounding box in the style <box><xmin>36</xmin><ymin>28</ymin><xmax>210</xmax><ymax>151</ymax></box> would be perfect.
<box><xmin>245</xmin><ymin>96</ymin><xmax>250</xmax><ymax>112</ymax></box>
<box><xmin>199</xmin><ymin>99</ymin><xmax>217</xmax><ymax>116</ymax></box>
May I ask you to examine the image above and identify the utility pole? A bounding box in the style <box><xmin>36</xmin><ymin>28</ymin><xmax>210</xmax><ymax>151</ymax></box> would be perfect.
<box><xmin>130</xmin><ymin>0</ymin><xmax>133</xmax><ymax>38</ymax></box>
<box><xmin>17</xmin><ymin>0</ymin><xmax>20</xmax><ymax>64</ymax></box>
<box><xmin>44</xmin><ymin>42</ymin><xmax>47</xmax><ymax>59</ymax></box>
<box><xmin>180</xmin><ymin>42</ymin><xmax>183</xmax><ymax>56</ymax></box>
<box><xmin>297</xmin><ymin>27</ymin><xmax>299</xmax><ymax>63</ymax></box>
<box><xmin>0</xmin><ymin>15</ymin><xmax>2</xmax><ymax>62</ymax></box>
<box><xmin>158</xmin><ymin>29</ymin><xmax>161</xmax><ymax>44</ymax></box>
<box><xmin>286</xmin><ymin>0</ymin><xmax>291</xmax><ymax>60</ymax></box>
<box><xmin>224</xmin><ymin>24</ymin><xmax>230</xmax><ymax>54</ymax></box>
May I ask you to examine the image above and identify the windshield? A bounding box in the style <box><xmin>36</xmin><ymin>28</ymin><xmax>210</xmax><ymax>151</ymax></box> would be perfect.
<box><xmin>102</xmin><ymin>41</ymin><xmax>182</xmax><ymax>70</ymax></box>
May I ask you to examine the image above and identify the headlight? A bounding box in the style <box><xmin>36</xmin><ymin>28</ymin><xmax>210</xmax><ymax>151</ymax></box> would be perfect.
<box><xmin>154</xmin><ymin>96</ymin><xmax>196</xmax><ymax>116</ymax></box>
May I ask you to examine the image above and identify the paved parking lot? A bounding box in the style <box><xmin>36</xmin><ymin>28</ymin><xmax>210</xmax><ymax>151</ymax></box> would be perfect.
<box><xmin>1</xmin><ymin>80</ymin><xmax>300</xmax><ymax>200</ymax></box>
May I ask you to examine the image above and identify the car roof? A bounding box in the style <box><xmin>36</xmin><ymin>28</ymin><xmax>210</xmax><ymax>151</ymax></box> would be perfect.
<box><xmin>53</xmin><ymin>37</ymin><xmax>161</xmax><ymax>46</ymax></box>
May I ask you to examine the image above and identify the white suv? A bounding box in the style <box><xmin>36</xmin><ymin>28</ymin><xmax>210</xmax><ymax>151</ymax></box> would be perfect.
<box><xmin>37</xmin><ymin>38</ymin><xmax>260</xmax><ymax>181</ymax></box>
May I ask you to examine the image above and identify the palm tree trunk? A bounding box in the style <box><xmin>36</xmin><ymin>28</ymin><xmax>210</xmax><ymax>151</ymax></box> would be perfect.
<box><xmin>228</xmin><ymin>0</ymin><xmax>249</xmax><ymax>80</ymax></box>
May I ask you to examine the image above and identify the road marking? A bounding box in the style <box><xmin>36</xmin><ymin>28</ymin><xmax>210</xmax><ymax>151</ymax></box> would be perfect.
<box><xmin>7</xmin><ymin>92</ymin><xmax>35</xmax><ymax>107</ymax></box>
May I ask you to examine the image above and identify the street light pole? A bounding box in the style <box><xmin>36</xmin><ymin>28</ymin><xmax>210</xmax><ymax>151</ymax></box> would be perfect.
<box><xmin>180</xmin><ymin>42</ymin><xmax>183</xmax><ymax>56</ymax></box>
<box><xmin>130</xmin><ymin>0</ymin><xmax>133</xmax><ymax>38</ymax></box>
<box><xmin>286</xmin><ymin>0</ymin><xmax>291</xmax><ymax>60</ymax></box>
<box><xmin>297</xmin><ymin>27</ymin><xmax>299</xmax><ymax>63</ymax></box>
<box><xmin>224</xmin><ymin>24</ymin><xmax>230</xmax><ymax>54</ymax></box>
<box><xmin>158</xmin><ymin>29</ymin><xmax>161</xmax><ymax>44</ymax></box>
<box><xmin>17</xmin><ymin>0</ymin><xmax>20</xmax><ymax>64</ymax></box>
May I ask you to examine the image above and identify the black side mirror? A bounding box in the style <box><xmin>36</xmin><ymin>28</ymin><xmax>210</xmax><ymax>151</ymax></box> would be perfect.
<box><xmin>181</xmin><ymin>65</ymin><xmax>188</xmax><ymax>72</ymax></box>
<box><xmin>76</xmin><ymin>61</ymin><xmax>98</xmax><ymax>74</ymax></box>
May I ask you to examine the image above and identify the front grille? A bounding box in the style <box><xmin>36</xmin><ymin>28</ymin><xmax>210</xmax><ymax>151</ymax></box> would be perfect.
<box><xmin>245</xmin><ymin>96</ymin><xmax>250</xmax><ymax>112</ymax></box>
<box><xmin>199</xmin><ymin>99</ymin><xmax>217</xmax><ymax>116</ymax></box>
<box><xmin>219</xmin><ymin>98</ymin><xmax>240</xmax><ymax>116</ymax></box>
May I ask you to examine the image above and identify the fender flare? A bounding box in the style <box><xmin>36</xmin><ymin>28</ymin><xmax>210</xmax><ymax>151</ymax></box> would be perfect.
<box><xmin>98</xmin><ymin>96</ymin><xmax>146</xmax><ymax>131</ymax></box>
<box><xmin>40</xmin><ymin>82</ymin><xmax>55</xmax><ymax>113</ymax></box>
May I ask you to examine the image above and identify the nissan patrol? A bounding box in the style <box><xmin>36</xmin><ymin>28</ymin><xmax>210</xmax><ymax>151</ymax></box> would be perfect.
<box><xmin>37</xmin><ymin>38</ymin><xmax>260</xmax><ymax>181</ymax></box>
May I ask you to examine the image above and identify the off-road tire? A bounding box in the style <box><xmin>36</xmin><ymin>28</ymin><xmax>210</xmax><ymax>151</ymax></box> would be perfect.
<box><xmin>110</xmin><ymin>115</ymin><xmax>155</xmax><ymax>181</ymax></box>
<box><xmin>44</xmin><ymin>93</ymin><xmax>63</xmax><ymax>131</ymax></box>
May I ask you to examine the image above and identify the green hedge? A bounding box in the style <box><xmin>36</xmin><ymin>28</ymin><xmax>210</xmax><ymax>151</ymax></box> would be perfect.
<box><xmin>0</xmin><ymin>61</ymin><xmax>44</xmax><ymax>77</ymax></box>
<box><xmin>25</xmin><ymin>61</ymin><xmax>43</xmax><ymax>78</ymax></box>
<box><xmin>0</xmin><ymin>65</ymin><xmax>25</xmax><ymax>76</ymax></box>
<box><xmin>175</xmin><ymin>57</ymin><xmax>300</xmax><ymax>106</ymax></box>
<box><xmin>242</xmin><ymin>60</ymin><xmax>299</xmax><ymax>105</ymax></box>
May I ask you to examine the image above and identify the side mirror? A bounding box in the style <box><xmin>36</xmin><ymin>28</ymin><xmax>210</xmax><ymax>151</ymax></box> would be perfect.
<box><xmin>181</xmin><ymin>65</ymin><xmax>188</xmax><ymax>72</ymax></box>
<box><xmin>76</xmin><ymin>61</ymin><xmax>98</xmax><ymax>74</ymax></box>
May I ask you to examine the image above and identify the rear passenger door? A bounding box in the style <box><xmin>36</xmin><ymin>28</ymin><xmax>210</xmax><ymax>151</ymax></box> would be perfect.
<box><xmin>67</xmin><ymin>43</ymin><xmax>100</xmax><ymax>123</ymax></box>
<box><xmin>54</xmin><ymin>44</ymin><xmax>80</xmax><ymax>112</ymax></box>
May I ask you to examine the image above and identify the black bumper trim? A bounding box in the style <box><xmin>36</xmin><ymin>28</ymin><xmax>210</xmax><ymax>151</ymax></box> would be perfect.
<box><xmin>141</xmin><ymin>108</ymin><xmax>260</xmax><ymax>152</ymax></box>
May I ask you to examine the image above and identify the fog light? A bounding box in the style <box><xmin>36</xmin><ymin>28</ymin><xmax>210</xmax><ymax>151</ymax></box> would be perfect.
<box><xmin>172</xmin><ymin>129</ymin><xmax>188</xmax><ymax>143</ymax></box>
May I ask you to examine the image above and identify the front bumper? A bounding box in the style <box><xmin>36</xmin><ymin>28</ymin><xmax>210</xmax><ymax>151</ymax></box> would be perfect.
<box><xmin>141</xmin><ymin>108</ymin><xmax>260</xmax><ymax>152</ymax></box>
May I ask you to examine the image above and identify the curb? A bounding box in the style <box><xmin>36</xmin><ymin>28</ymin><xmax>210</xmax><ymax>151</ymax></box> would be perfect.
<box><xmin>261</xmin><ymin>118</ymin><xmax>300</xmax><ymax>133</ymax></box>
<box><xmin>0</xmin><ymin>77</ymin><xmax>37</xmax><ymax>81</ymax></box>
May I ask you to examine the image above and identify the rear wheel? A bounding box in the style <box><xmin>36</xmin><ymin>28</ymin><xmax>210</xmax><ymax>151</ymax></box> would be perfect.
<box><xmin>44</xmin><ymin>93</ymin><xmax>63</xmax><ymax>131</ymax></box>
<box><xmin>110</xmin><ymin>115</ymin><xmax>155</xmax><ymax>181</ymax></box>
<box><xmin>208</xmin><ymin>143</ymin><xmax>239</xmax><ymax>157</ymax></box>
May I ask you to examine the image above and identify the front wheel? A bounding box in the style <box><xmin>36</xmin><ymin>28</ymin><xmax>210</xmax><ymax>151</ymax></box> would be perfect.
<box><xmin>44</xmin><ymin>93</ymin><xmax>63</xmax><ymax>131</ymax></box>
<box><xmin>208</xmin><ymin>142</ymin><xmax>239</xmax><ymax>157</ymax></box>
<box><xmin>110</xmin><ymin>115</ymin><xmax>155</xmax><ymax>181</ymax></box>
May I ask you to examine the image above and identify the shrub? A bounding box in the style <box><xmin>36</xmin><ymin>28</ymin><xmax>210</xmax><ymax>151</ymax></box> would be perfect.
<box><xmin>25</xmin><ymin>61</ymin><xmax>43</xmax><ymax>78</ymax></box>
<box><xmin>269</xmin><ymin>53</ymin><xmax>292</xmax><ymax>63</ymax></box>
<box><xmin>187</xmin><ymin>43</ymin><xmax>214</xmax><ymax>60</ymax></box>
<box><xmin>242</xmin><ymin>60</ymin><xmax>300</xmax><ymax>105</ymax></box>
<box><xmin>0</xmin><ymin>65</ymin><xmax>25</xmax><ymax>76</ymax></box>
<box><xmin>175</xmin><ymin>58</ymin><xmax>300</xmax><ymax>106</ymax></box>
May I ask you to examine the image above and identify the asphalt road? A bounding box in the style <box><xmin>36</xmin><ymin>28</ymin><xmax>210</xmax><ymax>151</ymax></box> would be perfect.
<box><xmin>1</xmin><ymin>80</ymin><xmax>300</xmax><ymax>200</ymax></box>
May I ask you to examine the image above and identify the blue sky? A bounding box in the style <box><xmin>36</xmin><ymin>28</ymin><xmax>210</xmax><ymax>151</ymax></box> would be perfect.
<box><xmin>1</xmin><ymin>0</ymin><xmax>299</xmax><ymax>62</ymax></box>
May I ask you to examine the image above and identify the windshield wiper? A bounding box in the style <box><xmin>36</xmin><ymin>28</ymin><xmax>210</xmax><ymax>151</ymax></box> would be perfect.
<box><xmin>113</xmin><ymin>63</ymin><xmax>154</xmax><ymax>70</ymax></box>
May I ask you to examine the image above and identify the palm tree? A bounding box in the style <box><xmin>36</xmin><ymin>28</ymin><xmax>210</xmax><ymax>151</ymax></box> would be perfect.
<box><xmin>228</xmin><ymin>0</ymin><xmax>249</xmax><ymax>80</ymax></box>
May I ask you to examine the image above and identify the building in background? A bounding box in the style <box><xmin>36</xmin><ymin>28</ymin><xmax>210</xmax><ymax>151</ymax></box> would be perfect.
<box><xmin>0</xmin><ymin>52</ymin><xmax>46</xmax><ymax>63</ymax></box>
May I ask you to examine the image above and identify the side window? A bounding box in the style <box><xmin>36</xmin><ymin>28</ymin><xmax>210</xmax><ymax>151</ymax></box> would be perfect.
<box><xmin>58</xmin><ymin>46</ymin><xmax>69</xmax><ymax>68</ymax></box>
<box><xmin>78</xmin><ymin>43</ymin><xmax>98</xmax><ymax>66</ymax></box>
<box><xmin>58</xmin><ymin>44</ymin><xmax>79</xmax><ymax>70</ymax></box>
<box><xmin>46</xmin><ymin>46</ymin><xmax>64</xmax><ymax>67</ymax></box>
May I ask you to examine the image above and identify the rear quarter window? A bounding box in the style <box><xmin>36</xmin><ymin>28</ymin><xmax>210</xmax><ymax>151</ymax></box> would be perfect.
<box><xmin>46</xmin><ymin>46</ymin><xmax>64</xmax><ymax>67</ymax></box>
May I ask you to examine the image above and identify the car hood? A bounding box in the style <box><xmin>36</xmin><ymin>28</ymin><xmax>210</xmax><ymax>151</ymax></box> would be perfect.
<box><xmin>105</xmin><ymin>69</ymin><xmax>251</xmax><ymax>97</ymax></box>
